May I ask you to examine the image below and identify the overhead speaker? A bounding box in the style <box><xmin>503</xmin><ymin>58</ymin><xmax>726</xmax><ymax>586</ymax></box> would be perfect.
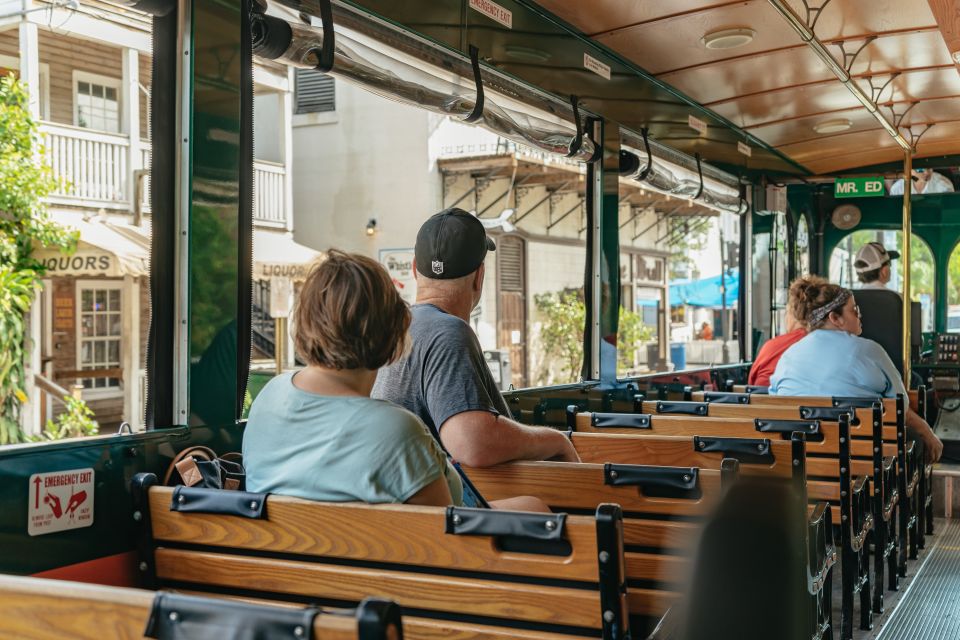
<box><xmin>831</xmin><ymin>204</ymin><xmax>861</xmax><ymax>230</ymax></box>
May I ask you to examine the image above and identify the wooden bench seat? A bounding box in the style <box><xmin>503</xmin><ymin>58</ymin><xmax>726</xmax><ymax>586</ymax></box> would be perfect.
<box><xmin>567</xmin><ymin>430</ymin><xmax>834</xmax><ymax>640</ymax></box>
<box><xmin>691</xmin><ymin>390</ymin><xmax>927</xmax><ymax>565</ymax></box>
<box><xmin>462</xmin><ymin>460</ymin><xmax>729</xmax><ymax>631</ymax></box>
<box><xmin>0</xmin><ymin>574</ymin><xmax>398</xmax><ymax>640</ymax></box>
<box><xmin>566</xmin><ymin>409</ymin><xmax>877</xmax><ymax>639</ymax></box>
<box><xmin>134</xmin><ymin>474</ymin><xmax>633</xmax><ymax>640</ymax></box>
<box><xmin>629</xmin><ymin>399</ymin><xmax>907</xmax><ymax>576</ymax></box>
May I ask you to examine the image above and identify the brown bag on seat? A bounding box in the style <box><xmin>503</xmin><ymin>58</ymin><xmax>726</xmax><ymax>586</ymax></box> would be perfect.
<box><xmin>163</xmin><ymin>446</ymin><xmax>245</xmax><ymax>491</ymax></box>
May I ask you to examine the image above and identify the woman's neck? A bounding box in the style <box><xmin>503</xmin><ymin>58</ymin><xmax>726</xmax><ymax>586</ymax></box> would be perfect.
<box><xmin>292</xmin><ymin>366</ymin><xmax>377</xmax><ymax>397</ymax></box>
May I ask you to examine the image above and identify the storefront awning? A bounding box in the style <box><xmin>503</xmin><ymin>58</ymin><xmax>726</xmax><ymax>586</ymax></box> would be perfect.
<box><xmin>34</xmin><ymin>213</ymin><xmax>150</xmax><ymax>278</ymax></box>
<box><xmin>669</xmin><ymin>272</ymin><xmax>739</xmax><ymax>308</ymax></box>
<box><xmin>253</xmin><ymin>229</ymin><xmax>321</xmax><ymax>281</ymax></box>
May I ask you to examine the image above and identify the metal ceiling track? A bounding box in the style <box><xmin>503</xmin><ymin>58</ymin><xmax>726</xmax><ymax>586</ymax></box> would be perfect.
<box><xmin>767</xmin><ymin>0</ymin><xmax>912</xmax><ymax>152</ymax></box>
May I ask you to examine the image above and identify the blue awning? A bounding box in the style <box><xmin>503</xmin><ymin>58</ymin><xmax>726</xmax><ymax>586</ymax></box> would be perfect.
<box><xmin>668</xmin><ymin>272</ymin><xmax>739</xmax><ymax>308</ymax></box>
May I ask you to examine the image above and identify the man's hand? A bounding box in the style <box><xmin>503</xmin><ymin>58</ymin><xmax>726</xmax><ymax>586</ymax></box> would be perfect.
<box><xmin>551</xmin><ymin>432</ymin><xmax>581</xmax><ymax>462</ymax></box>
<box><xmin>923</xmin><ymin>430</ymin><xmax>943</xmax><ymax>463</ymax></box>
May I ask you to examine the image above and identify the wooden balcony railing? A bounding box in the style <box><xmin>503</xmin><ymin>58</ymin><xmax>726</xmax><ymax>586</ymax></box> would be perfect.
<box><xmin>42</xmin><ymin>122</ymin><xmax>131</xmax><ymax>209</ymax></box>
<box><xmin>40</xmin><ymin>122</ymin><xmax>287</xmax><ymax>226</ymax></box>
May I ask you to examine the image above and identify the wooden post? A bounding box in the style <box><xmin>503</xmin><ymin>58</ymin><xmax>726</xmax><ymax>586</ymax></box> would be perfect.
<box><xmin>123</xmin><ymin>48</ymin><xmax>142</xmax><ymax>213</ymax></box>
<box><xmin>274</xmin><ymin>317</ymin><xmax>285</xmax><ymax>375</ymax></box>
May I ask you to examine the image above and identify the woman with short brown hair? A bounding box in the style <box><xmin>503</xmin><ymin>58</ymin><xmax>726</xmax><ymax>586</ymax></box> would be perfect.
<box><xmin>243</xmin><ymin>249</ymin><xmax>464</xmax><ymax>506</ymax></box>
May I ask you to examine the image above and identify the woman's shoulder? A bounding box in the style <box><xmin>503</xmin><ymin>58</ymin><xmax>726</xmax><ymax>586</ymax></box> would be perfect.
<box><xmin>361</xmin><ymin>399</ymin><xmax>433</xmax><ymax>435</ymax></box>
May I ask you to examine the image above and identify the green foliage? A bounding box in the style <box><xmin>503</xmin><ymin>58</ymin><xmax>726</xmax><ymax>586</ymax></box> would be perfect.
<box><xmin>617</xmin><ymin>303</ymin><xmax>654</xmax><ymax>373</ymax></box>
<box><xmin>533</xmin><ymin>289</ymin><xmax>655</xmax><ymax>383</ymax></box>
<box><xmin>534</xmin><ymin>290</ymin><xmax>585</xmax><ymax>384</ymax></box>
<box><xmin>0</xmin><ymin>76</ymin><xmax>78</xmax><ymax>443</ymax></box>
<box><xmin>667</xmin><ymin>218</ymin><xmax>710</xmax><ymax>280</ymax></box>
<box><xmin>34</xmin><ymin>395</ymin><xmax>99</xmax><ymax>441</ymax></box>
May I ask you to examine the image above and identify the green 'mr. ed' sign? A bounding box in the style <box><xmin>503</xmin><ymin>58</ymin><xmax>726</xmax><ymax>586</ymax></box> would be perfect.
<box><xmin>835</xmin><ymin>176</ymin><xmax>885</xmax><ymax>198</ymax></box>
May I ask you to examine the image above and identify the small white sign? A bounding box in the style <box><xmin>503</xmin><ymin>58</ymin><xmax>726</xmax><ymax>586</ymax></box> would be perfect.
<box><xmin>737</xmin><ymin>141</ymin><xmax>752</xmax><ymax>157</ymax></box>
<box><xmin>28</xmin><ymin>468</ymin><xmax>95</xmax><ymax>536</ymax></box>
<box><xmin>511</xmin><ymin>330</ymin><xmax>522</xmax><ymax>345</ymax></box>
<box><xmin>270</xmin><ymin>276</ymin><xmax>293</xmax><ymax>319</ymax></box>
<box><xmin>688</xmin><ymin>115</ymin><xmax>707</xmax><ymax>135</ymax></box>
<box><xmin>380</xmin><ymin>249</ymin><xmax>418</xmax><ymax>305</ymax></box>
<box><xmin>469</xmin><ymin>0</ymin><xmax>512</xmax><ymax>28</ymax></box>
<box><xmin>584</xmin><ymin>53</ymin><xmax>612</xmax><ymax>80</ymax></box>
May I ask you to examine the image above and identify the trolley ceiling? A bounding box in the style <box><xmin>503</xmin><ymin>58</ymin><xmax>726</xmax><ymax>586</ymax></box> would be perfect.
<box><xmin>534</xmin><ymin>0</ymin><xmax>960</xmax><ymax>175</ymax></box>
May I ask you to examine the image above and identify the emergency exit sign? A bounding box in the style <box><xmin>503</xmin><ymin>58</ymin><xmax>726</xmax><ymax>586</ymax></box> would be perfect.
<box><xmin>834</xmin><ymin>177</ymin><xmax>884</xmax><ymax>198</ymax></box>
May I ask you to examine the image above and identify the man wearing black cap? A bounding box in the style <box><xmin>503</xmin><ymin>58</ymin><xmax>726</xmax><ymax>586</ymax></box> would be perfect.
<box><xmin>372</xmin><ymin>208</ymin><xmax>579</xmax><ymax>505</ymax></box>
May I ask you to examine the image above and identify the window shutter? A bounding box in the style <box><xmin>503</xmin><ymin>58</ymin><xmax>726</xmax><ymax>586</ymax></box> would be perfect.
<box><xmin>498</xmin><ymin>237</ymin><xmax>524</xmax><ymax>292</ymax></box>
<box><xmin>295</xmin><ymin>69</ymin><xmax>335</xmax><ymax>114</ymax></box>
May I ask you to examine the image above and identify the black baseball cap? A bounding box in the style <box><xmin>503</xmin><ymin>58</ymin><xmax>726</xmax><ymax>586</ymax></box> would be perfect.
<box><xmin>415</xmin><ymin>208</ymin><xmax>496</xmax><ymax>279</ymax></box>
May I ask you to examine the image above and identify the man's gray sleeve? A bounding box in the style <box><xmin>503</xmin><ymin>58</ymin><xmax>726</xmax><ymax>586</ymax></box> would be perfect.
<box><xmin>422</xmin><ymin>325</ymin><xmax>501</xmax><ymax>431</ymax></box>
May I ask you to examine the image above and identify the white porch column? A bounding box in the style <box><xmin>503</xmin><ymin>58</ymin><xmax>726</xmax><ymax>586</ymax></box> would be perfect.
<box><xmin>19</xmin><ymin>21</ymin><xmax>41</xmax><ymax>434</ymax></box>
<box><xmin>283</xmin><ymin>68</ymin><xmax>295</xmax><ymax>231</ymax></box>
<box><xmin>122</xmin><ymin>48</ymin><xmax>142</xmax><ymax>213</ymax></box>
<box><xmin>18</xmin><ymin>21</ymin><xmax>40</xmax><ymax>120</ymax></box>
<box><xmin>122</xmin><ymin>276</ymin><xmax>142</xmax><ymax>428</ymax></box>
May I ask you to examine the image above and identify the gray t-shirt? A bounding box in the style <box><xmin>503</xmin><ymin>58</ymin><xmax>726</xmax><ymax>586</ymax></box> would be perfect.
<box><xmin>372</xmin><ymin>303</ymin><xmax>511</xmax><ymax>443</ymax></box>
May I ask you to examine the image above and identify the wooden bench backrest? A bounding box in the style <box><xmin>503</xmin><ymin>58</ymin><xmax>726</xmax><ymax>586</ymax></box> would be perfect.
<box><xmin>464</xmin><ymin>461</ymin><xmax>723</xmax><ymax>518</ymax></box>
<box><xmin>638</xmin><ymin>400</ymin><xmax>874</xmax><ymax>424</ymax></box>
<box><xmin>729</xmin><ymin>386</ymin><xmax>920</xmax><ymax>412</ymax></box>
<box><xmin>570</xmin><ymin>432</ymin><xmax>793</xmax><ymax>479</ymax></box>
<box><xmin>573</xmin><ymin>411</ymin><xmax>888</xmax><ymax>458</ymax></box>
<box><xmin>143</xmin><ymin>483</ymin><xmax>629</xmax><ymax>637</ymax></box>
<box><xmin>0</xmin><ymin>574</ymin><xmax>379</xmax><ymax>640</ymax></box>
<box><xmin>692</xmin><ymin>391</ymin><xmax>902</xmax><ymax>422</ymax></box>
<box><xmin>463</xmin><ymin>461</ymin><xmax>727</xmax><ymax>617</ymax></box>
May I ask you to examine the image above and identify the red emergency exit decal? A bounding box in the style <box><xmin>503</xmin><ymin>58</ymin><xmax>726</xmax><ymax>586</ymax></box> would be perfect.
<box><xmin>28</xmin><ymin>468</ymin><xmax>94</xmax><ymax>536</ymax></box>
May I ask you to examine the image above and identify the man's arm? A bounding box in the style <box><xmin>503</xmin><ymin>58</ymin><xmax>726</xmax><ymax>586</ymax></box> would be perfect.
<box><xmin>439</xmin><ymin>411</ymin><xmax>580</xmax><ymax>468</ymax></box>
<box><xmin>905</xmin><ymin>407</ymin><xmax>943</xmax><ymax>463</ymax></box>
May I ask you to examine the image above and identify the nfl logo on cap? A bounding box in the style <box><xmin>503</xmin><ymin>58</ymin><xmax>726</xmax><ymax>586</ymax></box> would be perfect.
<box><xmin>432</xmin><ymin>260</ymin><xmax>444</xmax><ymax>275</ymax></box>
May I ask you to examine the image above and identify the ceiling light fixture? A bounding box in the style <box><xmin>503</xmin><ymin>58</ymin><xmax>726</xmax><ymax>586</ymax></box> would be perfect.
<box><xmin>953</xmin><ymin>51</ymin><xmax>960</xmax><ymax>65</ymax></box>
<box><xmin>813</xmin><ymin>118</ymin><xmax>853</xmax><ymax>134</ymax></box>
<box><xmin>702</xmin><ymin>28</ymin><xmax>756</xmax><ymax>50</ymax></box>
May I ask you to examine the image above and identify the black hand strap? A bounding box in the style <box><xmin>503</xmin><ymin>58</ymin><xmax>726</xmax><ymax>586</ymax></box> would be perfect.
<box><xmin>637</xmin><ymin>127</ymin><xmax>652</xmax><ymax>180</ymax></box>
<box><xmin>464</xmin><ymin>45</ymin><xmax>485</xmax><ymax>123</ymax></box>
<box><xmin>565</xmin><ymin>94</ymin><xmax>583</xmax><ymax>157</ymax></box>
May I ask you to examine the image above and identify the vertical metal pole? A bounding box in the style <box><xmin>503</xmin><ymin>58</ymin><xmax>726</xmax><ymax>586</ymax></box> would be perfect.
<box><xmin>274</xmin><ymin>318</ymin><xmax>285</xmax><ymax>375</ymax></box>
<box><xmin>902</xmin><ymin>152</ymin><xmax>912</xmax><ymax>386</ymax></box>
<box><xmin>172</xmin><ymin>0</ymin><xmax>193</xmax><ymax>425</ymax></box>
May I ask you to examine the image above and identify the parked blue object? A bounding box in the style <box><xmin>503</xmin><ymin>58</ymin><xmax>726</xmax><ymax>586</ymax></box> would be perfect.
<box><xmin>670</xmin><ymin>343</ymin><xmax>686</xmax><ymax>371</ymax></box>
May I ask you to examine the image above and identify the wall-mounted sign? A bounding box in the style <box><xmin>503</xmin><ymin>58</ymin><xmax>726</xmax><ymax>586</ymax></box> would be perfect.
<box><xmin>270</xmin><ymin>276</ymin><xmax>293</xmax><ymax>319</ymax></box>
<box><xmin>28</xmin><ymin>468</ymin><xmax>94</xmax><ymax>536</ymax></box>
<box><xmin>53</xmin><ymin>293</ymin><xmax>74</xmax><ymax>331</ymax></box>
<box><xmin>39</xmin><ymin>251</ymin><xmax>115</xmax><ymax>276</ymax></box>
<box><xmin>256</xmin><ymin>263</ymin><xmax>309</xmax><ymax>281</ymax></box>
<box><xmin>583</xmin><ymin>53</ymin><xmax>611</xmax><ymax>80</ymax></box>
<box><xmin>688</xmin><ymin>115</ymin><xmax>707</xmax><ymax>136</ymax></box>
<box><xmin>469</xmin><ymin>0</ymin><xmax>512</xmax><ymax>28</ymax></box>
<box><xmin>835</xmin><ymin>177</ymin><xmax>885</xmax><ymax>198</ymax></box>
<box><xmin>737</xmin><ymin>141</ymin><xmax>752</xmax><ymax>157</ymax></box>
<box><xmin>380</xmin><ymin>249</ymin><xmax>417</xmax><ymax>305</ymax></box>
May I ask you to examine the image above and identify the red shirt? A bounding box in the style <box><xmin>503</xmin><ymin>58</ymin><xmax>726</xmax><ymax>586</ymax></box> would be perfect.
<box><xmin>748</xmin><ymin>329</ymin><xmax>806</xmax><ymax>387</ymax></box>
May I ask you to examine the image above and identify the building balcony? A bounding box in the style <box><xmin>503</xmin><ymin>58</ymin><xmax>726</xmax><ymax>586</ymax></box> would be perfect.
<box><xmin>40</xmin><ymin>122</ymin><xmax>289</xmax><ymax>227</ymax></box>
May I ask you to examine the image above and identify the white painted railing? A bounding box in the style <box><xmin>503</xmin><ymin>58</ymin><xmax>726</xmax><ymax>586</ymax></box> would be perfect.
<box><xmin>41</xmin><ymin>123</ymin><xmax>286</xmax><ymax>225</ymax></box>
<box><xmin>140</xmin><ymin>145</ymin><xmax>151</xmax><ymax>213</ymax></box>
<box><xmin>42</xmin><ymin>122</ymin><xmax>130</xmax><ymax>208</ymax></box>
<box><xmin>255</xmin><ymin>160</ymin><xmax>287</xmax><ymax>226</ymax></box>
